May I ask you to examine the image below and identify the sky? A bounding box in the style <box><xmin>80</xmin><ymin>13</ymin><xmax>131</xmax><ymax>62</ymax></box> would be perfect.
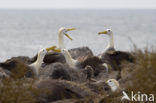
<box><xmin>0</xmin><ymin>0</ymin><xmax>156</xmax><ymax>9</ymax></box>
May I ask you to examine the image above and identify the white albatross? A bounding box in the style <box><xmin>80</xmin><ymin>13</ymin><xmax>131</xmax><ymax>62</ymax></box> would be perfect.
<box><xmin>61</xmin><ymin>49</ymin><xmax>77</xmax><ymax>68</ymax></box>
<box><xmin>106</xmin><ymin>79</ymin><xmax>130</xmax><ymax>101</ymax></box>
<box><xmin>57</xmin><ymin>27</ymin><xmax>76</xmax><ymax>49</ymax></box>
<box><xmin>106</xmin><ymin>79</ymin><xmax>120</xmax><ymax>92</ymax></box>
<box><xmin>29</xmin><ymin>47</ymin><xmax>54</xmax><ymax>77</ymax></box>
<box><xmin>98</xmin><ymin>29</ymin><xmax>134</xmax><ymax>72</ymax></box>
<box><xmin>60</xmin><ymin>49</ymin><xmax>108</xmax><ymax>76</ymax></box>
<box><xmin>98</xmin><ymin>29</ymin><xmax>115</xmax><ymax>52</ymax></box>
<box><xmin>31</xmin><ymin>27</ymin><xmax>76</xmax><ymax>64</ymax></box>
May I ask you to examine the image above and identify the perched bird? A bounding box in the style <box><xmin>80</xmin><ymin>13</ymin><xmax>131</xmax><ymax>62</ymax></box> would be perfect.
<box><xmin>98</xmin><ymin>29</ymin><xmax>135</xmax><ymax>74</ymax></box>
<box><xmin>29</xmin><ymin>46</ymin><xmax>62</xmax><ymax>77</ymax></box>
<box><xmin>32</xmin><ymin>27</ymin><xmax>94</xmax><ymax>65</ymax></box>
<box><xmin>106</xmin><ymin>79</ymin><xmax>120</xmax><ymax>92</ymax></box>
<box><xmin>100</xmin><ymin>79</ymin><xmax>130</xmax><ymax>102</ymax></box>
<box><xmin>0</xmin><ymin>47</ymin><xmax>54</xmax><ymax>78</ymax></box>
<box><xmin>98</xmin><ymin>29</ymin><xmax>115</xmax><ymax>52</ymax></box>
<box><xmin>61</xmin><ymin>49</ymin><xmax>108</xmax><ymax>76</ymax></box>
<box><xmin>29</xmin><ymin>48</ymin><xmax>48</xmax><ymax>77</ymax></box>
<box><xmin>57</xmin><ymin>27</ymin><xmax>75</xmax><ymax>49</ymax></box>
<box><xmin>31</xmin><ymin>27</ymin><xmax>76</xmax><ymax>64</ymax></box>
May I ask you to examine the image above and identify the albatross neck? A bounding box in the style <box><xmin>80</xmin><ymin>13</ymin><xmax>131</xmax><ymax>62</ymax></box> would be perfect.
<box><xmin>58</xmin><ymin>31</ymin><xmax>65</xmax><ymax>49</ymax></box>
<box><xmin>35</xmin><ymin>54</ymin><xmax>44</xmax><ymax>68</ymax></box>
<box><xmin>31</xmin><ymin>54</ymin><xmax>44</xmax><ymax>76</ymax></box>
<box><xmin>108</xmin><ymin>33</ymin><xmax>114</xmax><ymax>49</ymax></box>
<box><xmin>64</xmin><ymin>51</ymin><xmax>76</xmax><ymax>68</ymax></box>
<box><xmin>111</xmin><ymin>85</ymin><xmax>118</xmax><ymax>92</ymax></box>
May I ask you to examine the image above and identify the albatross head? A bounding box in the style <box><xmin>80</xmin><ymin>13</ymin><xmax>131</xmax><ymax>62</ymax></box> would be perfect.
<box><xmin>61</xmin><ymin>49</ymin><xmax>72</xmax><ymax>60</ymax></box>
<box><xmin>98</xmin><ymin>29</ymin><xmax>113</xmax><ymax>36</ymax></box>
<box><xmin>38</xmin><ymin>48</ymin><xmax>48</xmax><ymax>60</ymax></box>
<box><xmin>106</xmin><ymin>79</ymin><xmax>120</xmax><ymax>92</ymax></box>
<box><xmin>61</xmin><ymin>48</ymin><xmax>68</xmax><ymax>55</ymax></box>
<box><xmin>98</xmin><ymin>28</ymin><xmax>114</xmax><ymax>49</ymax></box>
<box><xmin>59</xmin><ymin>27</ymin><xmax>76</xmax><ymax>40</ymax></box>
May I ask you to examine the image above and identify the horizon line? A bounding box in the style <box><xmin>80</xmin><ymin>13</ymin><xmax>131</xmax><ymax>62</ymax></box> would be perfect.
<box><xmin>0</xmin><ymin>8</ymin><xmax>156</xmax><ymax>10</ymax></box>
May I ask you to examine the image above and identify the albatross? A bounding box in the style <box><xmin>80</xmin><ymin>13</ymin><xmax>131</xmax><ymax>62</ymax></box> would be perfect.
<box><xmin>56</xmin><ymin>27</ymin><xmax>93</xmax><ymax>60</ymax></box>
<box><xmin>98</xmin><ymin>29</ymin><xmax>134</xmax><ymax>72</ymax></box>
<box><xmin>29</xmin><ymin>46</ymin><xmax>60</xmax><ymax>77</ymax></box>
<box><xmin>0</xmin><ymin>47</ymin><xmax>55</xmax><ymax>78</ymax></box>
<box><xmin>98</xmin><ymin>29</ymin><xmax>115</xmax><ymax>52</ymax></box>
<box><xmin>61</xmin><ymin>49</ymin><xmax>108</xmax><ymax>76</ymax></box>
<box><xmin>57</xmin><ymin>27</ymin><xmax>75</xmax><ymax>49</ymax></box>
<box><xmin>29</xmin><ymin>48</ymin><xmax>49</xmax><ymax>77</ymax></box>
<box><xmin>31</xmin><ymin>27</ymin><xmax>76</xmax><ymax>64</ymax></box>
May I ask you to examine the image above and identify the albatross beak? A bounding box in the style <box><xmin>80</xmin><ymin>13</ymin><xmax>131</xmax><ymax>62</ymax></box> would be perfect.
<box><xmin>98</xmin><ymin>31</ymin><xmax>107</xmax><ymax>35</ymax></box>
<box><xmin>65</xmin><ymin>33</ymin><xmax>73</xmax><ymax>40</ymax></box>
<box><xmin>66</xmin><ymin>28</ymin><xmax>76</xmax><ymax>31</ymax></box>
<box><xmin>46</xmin><ymin>46</ymin><xmax>61</xmax><ymax>52</ymax></box>
<box><xmin>65</xmin><ymin>28</ymin><xmax>76</xmax><ymax>40</ymax></box>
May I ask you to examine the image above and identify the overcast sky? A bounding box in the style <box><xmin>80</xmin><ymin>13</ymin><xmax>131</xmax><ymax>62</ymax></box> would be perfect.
<box><xmin>0</xmin><ymin>0</ymin><xmax>156</xmax><ymax>9</ymax></box>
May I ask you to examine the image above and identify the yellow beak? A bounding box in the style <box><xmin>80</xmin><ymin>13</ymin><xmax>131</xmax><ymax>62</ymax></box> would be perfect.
<box><xmin>64</xmin><ymin>28</ymin><xmax>76</xmax><ymax>40</ymax></box>
<box><xmin>53</xmin><ymin>48</ymin><xmax>61</xmax><ymax>53</ymax></box>
<box><xmin>65</xmin><ymin>33</ymin><xmax>73</xmax><ymax>40</ymax></box>
<box><xmin>98</xmin><ymin>31</ymin><xmax>108</xmax><ymax>35</ymax></box>
<box><xmin>66</xmin><ymin>28</ymin><xmax>76</xmax><ymax>31</ymax></box>
<box><xmin>46</xmin><ymin>46</ymin><xmax>61</xmax><ymax>52</ymax></box>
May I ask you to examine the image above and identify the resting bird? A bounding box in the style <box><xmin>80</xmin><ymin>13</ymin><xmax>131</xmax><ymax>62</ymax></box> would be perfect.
<box><xmin>29</xmin><ymin>48</ymin><xmax>49</xmax><ymax>77</ymax></box>
<box><xmin>106</xmin><ymin>79</ymin><xmax>120</xmax><ymax>92</ymax></box>
<box><xmin>0</xmin><ymin>47</ymin><xmax>54</xmax><ymax>78</ymax></box>
<box><xmin>103</xmin><ymin>79</ymin><xmax>130</xmax><ymax>102</ymax></box>
<box><xmin>98</xmin><ymin>29</ymin><xmax>135</xmax><ymax>72</ymax></box>
<box><xmin>61</xmin><ymin>49</ymin><xmax>108</xmax><ymax>76</ymax></box>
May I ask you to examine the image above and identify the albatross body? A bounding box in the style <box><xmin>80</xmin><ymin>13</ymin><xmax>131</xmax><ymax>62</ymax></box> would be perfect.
<box><xmin>29</xmin><ymin>48</ymin><xmax>48</xmax><ymax>77</ymax></box>
<box><xmin>29</xmin><ymin>46</ymin><xmax>58</xmax><ymax>77</ymax></box>
<box><xmin>61</xmin><ymin>49</ymin><xmax>108</xmax><ymax>77</ymax></box>
<box><xmin>0</xmin><ymin>47</ymin><xmax>53</xmax><ymax>78</ymax></box>
<box><xmin>98</xmin><ymin>29</ymin><xmax>134</xmax><ymax>72</ymax></box>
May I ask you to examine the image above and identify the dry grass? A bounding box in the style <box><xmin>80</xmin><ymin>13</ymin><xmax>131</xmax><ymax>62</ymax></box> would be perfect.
<box><xmin>0</xmin><ymin>78</ymin><xmax>40</xmax><ymax>103</ymax></box>
<box><xmin>0</xmin><ymin>47</ymin><xmax>156</xmax><ymax>103</ymax></box>
<box><xmin>100</xmin><ymin>47</ymin><xmax>156</xmax><ymax>103</ymax></box>
<box><xmin>127</xmin><ymin>47</ymin><xmax>156</xmax><ymax>95</ymax></box>
<box><xmin>0</xmin><ymin>64</ymin><xmax>39</xmax><ymax>103</ymax></box>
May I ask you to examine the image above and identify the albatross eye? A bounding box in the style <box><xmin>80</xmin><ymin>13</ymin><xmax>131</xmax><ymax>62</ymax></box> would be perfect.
<box><xmin>42</xmin><ymin>49</ymin><xmax>46</xmax><ymax>53</ymax></box>
<box><xmin>108</xmin><ymin>30</ymin><xmax>111</xmax><ymax>32</ymax></box>
<box><xmin>63</xmin><ymin>49</ymin><xmax>66</xmax><ymax>52</ymax></box>
<box><xmin>63</xmin><ymin>29</ymin><xmax>67</xmax><ymax>32</ymax></box>
<box><xmin>109</xmin><ymin>80</ymin><xmax>112</xmax><ymax>83</ymax></box>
